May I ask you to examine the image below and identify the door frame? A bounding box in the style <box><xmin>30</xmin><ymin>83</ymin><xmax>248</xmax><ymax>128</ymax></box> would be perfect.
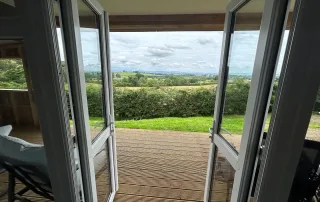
<box><xmin>104</xmin><ymin>12</ymin><xmax>119</xmax><ymax>191</ymax></box>
<box><xmin>204</xmin><ymin>0</ymin><xmax>291</xmax><ymax>201</ymax></box>
<box><xmin>55</xmin><ymin>0</ymin><xmax>117</xmax><ymax>201</ymax></box>
<box><xmin>0</xmin><ymin>0</ymin><xmax>80</xmax><ymax>201</ymax></box>
<box><xmin>254</xmin><ymin>0</ymin><xmax>320</xmax><ymax>200</ymax></box>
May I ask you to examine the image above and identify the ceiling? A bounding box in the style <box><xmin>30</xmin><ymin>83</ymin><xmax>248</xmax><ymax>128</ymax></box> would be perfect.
<box><xmin>98</xmin><ymin>0</ymin><xmax>294</xmax><ymax>15</ymax></box>
<box><xmin>98</xmin><ymin>0</ymin><xmax>229</xmax><ymax>15</ymax></box>
<box><xmin>0</xmin><ymin>0</ymin><xmax>295</xmax><ymax>16</ymax></box>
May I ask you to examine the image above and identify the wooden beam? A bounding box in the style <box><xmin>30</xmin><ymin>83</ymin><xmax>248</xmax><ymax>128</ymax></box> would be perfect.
<box><xmin>108</xmin><ymin>13</ymin><xmax>292</xmax><ymax>32</ymax></box>
<box><xmin>56</xmin><ymin>13</ymin><xmax>293</xmax><ymax>32</ymax></box>
<box><xmin>109</xmin><ymin>14</ymin><xmax>226</xmax><ymax>31</ymax></box>
<box><xmin>0</xmin><ymin>43</ymin><xmax>23</xmax><ymax>58</ymax></box>
<box><xmin>20</xmin><ymin>47</ymin><xmax>39</xmax><ymax>127</ymax></box>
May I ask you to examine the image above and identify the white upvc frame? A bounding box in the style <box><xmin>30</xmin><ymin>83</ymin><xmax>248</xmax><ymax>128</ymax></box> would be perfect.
<box><xmin>204</xmin><ymin>0</ymin><xmax>291</xmax><ymax>201</ymax></box>
<box><xmin>104</xmin><ymin>12</ymin><xmax>119</xmax><ymax>191</ymax></box>
<box><xmin>214</xmin><ymin>134</ymin><xmax>239</xmax><ymax>170</ymax></box>
<box><xmin>57</xmin><ymin>0</ymin><xmax>98</xmax><ymax>200</ymax></box>
<box><xmin>57</xmin><ymin>0</ymin><xmax>117</xmax><ymax>201</ymax></box>
<box><xmin>254</xmin><ymin>0</ymin><xmax>320</xmax><ymax>201</ymax></box>
<box><xmin>1</xmin><ymin>0</ymin><xmax>80</xmax><ymax>201</ymax></box>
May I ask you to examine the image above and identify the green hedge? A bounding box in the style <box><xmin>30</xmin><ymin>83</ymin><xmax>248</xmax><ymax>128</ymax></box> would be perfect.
<box><xmin>79</xmin><ymin>79</ymin><xmax>253</xmax><ymax>120</ymax></box>
<box><xmin>114</xmin><ymin>88</ymin><xmax>216</xmax><ymax>120</ymax></box>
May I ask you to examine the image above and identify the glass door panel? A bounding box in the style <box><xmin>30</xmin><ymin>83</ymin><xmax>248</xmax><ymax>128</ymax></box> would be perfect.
<box><xmin>75</xmin><ymin>0</ymin><xmax>116</xmax><ymax>201</ymax></box>
<box><xmin>205</xmin><ymin>0</ymin><xmax>290</xmax><ymax>201</ymax></box>
<box><xmin>94</xmin><ymin>140</ymin><xmax>112</xmax><ymax>201</ymax></box>
<box><xmin>209</xmin><ymin>148</ymin><xmax>235</xmax><ymax>202</ymax></box>
<box><xmin>56</xmin><ymin>0</ymin><xmax>117</xmax><ymax>201</ymax></box>
<box><xmin>77</xmin><ymin>0</ymin><xmax>106</xmax><ymax>141</ymax></box>
<box><xmin>219</xmin><ymin>0</ymin><xmax>265</xmax><ymax>153</ymax></box>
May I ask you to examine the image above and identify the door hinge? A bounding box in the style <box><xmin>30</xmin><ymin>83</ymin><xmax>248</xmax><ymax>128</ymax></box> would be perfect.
<box><xmin>110</xmin><ymin>122</ymin><xmax>115</xmax><ymax>133</ymax></box>
<box><xmin>108</xmin><ymin>114</ymin><xmax>115</xmax><ymax>133</ymax></box>
<box><xmin>209</xmin><ymin>121</ymin><xmax>215</xmax><ymax>143</ymax></box>
<box><xmin>258</xmin><ymin>132</ymin><xmax>268</xmax><ymax>156</ymax></box>
<box><xmin>251</xmin><ymin>132</ymin><xmax>268</xmax><ymax>197</ymax></box>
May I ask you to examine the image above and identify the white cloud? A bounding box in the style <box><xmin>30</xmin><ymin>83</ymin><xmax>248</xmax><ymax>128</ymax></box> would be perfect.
<box><xmin>197</xmin><ymin>38</ymin><xmax>213</xmax><ymax>45</ymax></box>
<box><xmin>165</xmin><ymin>44</ymin><xmax>190</xmax><ymax>50</ymax></box>
<box><xmin>146</xmin><ymin>46</ymin><xmax>174</xmax><ymax>57</ymax></box>
<box><xmin>57</xmin><ymin>30</ymin><xmax>288</xmax><ymax>75</ymax></box>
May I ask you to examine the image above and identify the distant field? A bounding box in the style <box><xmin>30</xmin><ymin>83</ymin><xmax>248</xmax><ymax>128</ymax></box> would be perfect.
<box><xmin>115</xmin><ymin>72</ymin><xmax>157</xmax><ymax>78</ymax></box>
<box><xmin>116</xmin><ymin>85</ymin><xmax>216</xmax><ymax>91</ymax></box>
<box><xmin>87</xmin><ymin>83</ymin><xmax>216</xmax><ymax>90</ymax></box>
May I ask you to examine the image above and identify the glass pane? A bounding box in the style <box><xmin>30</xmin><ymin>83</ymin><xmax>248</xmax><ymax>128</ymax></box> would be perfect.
<box><xmin>77</xmin><ymin>1</ymin><xmax>112</xmax><ymax>201</ymax></box>
<box><xmin>55</xmin><ymin>2</ymin><xmax>112</xmax><ymax>201</ymax></box>
<box><xmin>78</xmin><ymin>0</ymin><xmax>106</xmax><ymax>140</ymax></box>
<box><xmin>210</xmin><ymin>148</ymin><xmax>235</xmax><ymax>201</ymax></box>
<box><xmin>94</xmin><ymin>141</ymin><xmax>112</xmax><ymax>201</ymax></box>
<box><xmin>263</xmin><ymin>0</ymin><xmax>295</xmax><ymax>132</ymax></box>
<box><xmin>288</xmin><ymin>87</ymin><xmax>320</xmax><ymax>201</ymax></box>
<box><xmin>220</xmin><ymin>0</ymin><xmax>265</xmax><ymax>152</ymax></box>
<box><xmin>54</xmin><ymin>3</ymin><xmax>76</xmax><ymax>136</ymax></box>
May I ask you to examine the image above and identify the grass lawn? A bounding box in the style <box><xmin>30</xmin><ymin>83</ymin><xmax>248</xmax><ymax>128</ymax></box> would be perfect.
<box><xmin>87</xmin><ymin>114</ymin><xmax>320</xmax><ymax>134</ymax></box>
<box><xmin>116</xmin><ymin>116</ymin><xmax>245</xmax><ymax>134</ymax></box>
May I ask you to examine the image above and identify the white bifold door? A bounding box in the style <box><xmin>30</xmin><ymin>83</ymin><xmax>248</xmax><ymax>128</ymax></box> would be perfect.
<box><xmin>2</xmin><ymin>0</ymin><xmax>118</xmax><ymax>201</ymax></box>
<box><xmin>203</xmin><ymin>0</ymin><xmax>313</xmax><ymax>201</ymax></box>
<box><xmin>55</xmin><ymin>0</ymin><xmax>119</xmax><ymax>201</ymax></box>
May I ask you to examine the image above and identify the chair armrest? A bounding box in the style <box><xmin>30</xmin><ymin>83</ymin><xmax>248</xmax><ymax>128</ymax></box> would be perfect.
<box><xmin>0</xmin><ymin>125</ymin><xmax>12</xmax><ymax>137</ymax></box>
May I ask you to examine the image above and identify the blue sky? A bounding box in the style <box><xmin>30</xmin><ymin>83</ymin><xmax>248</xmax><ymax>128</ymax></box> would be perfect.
<box><xmin>57</xmin><ymin>29</ymin><xmax>288</xmax><ymax>75</ymax></box>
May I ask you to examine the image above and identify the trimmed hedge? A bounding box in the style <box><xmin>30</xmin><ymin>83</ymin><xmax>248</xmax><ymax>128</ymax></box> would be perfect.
<box><xmin>114</xmin><ymin>88</ymin><xmax>216</xmax><ymax>120</ymax></box>
<box><xmin>81</xmin><ymin>79</ymin><xmax>252</xmax><ymax>120</ymax></box>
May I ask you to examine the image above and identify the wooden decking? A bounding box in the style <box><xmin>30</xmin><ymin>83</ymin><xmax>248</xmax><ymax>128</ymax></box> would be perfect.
<box><xmin>0</xmin><ymin>127</ymin><xmax>239</xmax><ymax>202</ymax></box>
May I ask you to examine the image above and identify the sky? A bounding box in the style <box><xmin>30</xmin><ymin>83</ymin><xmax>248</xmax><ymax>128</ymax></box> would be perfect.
<box><xmin>57</xmin><ymin>29</ymin><xmax>289</xmax><ymax>75</ymax></box>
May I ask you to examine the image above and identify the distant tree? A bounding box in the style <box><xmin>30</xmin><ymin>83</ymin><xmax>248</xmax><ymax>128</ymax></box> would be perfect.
<box><xmin>190</xmin><ymin>78</ymin><xmax>198</xmax><ymax>83</ymax></box>
<box><xmin>135</xmin><ymin>73</ymin><xmax>144</xmax><ymax>80</ymax></box>
<box><xmin>3</xmin><ymin>65</ymin><xmax>25</xmax><ymax>83</ymax></box>
<box><xmin>115</xmin><ymin>73</ymin><xmax>121</xmax><ymax>78</ymax></box>
<box><xmin>128</xmin><ymin>76</ymin><xmax>139</xmax><ymax>87</ymax></box>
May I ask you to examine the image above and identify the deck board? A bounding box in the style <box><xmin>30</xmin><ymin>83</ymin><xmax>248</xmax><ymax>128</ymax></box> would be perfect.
<box><xmin>0</xmin><ymin>127</ymin><xmax>240</xmax><ymax>202</ymax></box>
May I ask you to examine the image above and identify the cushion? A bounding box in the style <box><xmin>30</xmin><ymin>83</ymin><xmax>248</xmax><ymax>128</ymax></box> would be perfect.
<box><xmin>0</xmin><ymin>125</ymin><xmax>12</xmax><ymax>137</ymax></box>
<box><xmin>0</xmin><ymin>133</ymin><xmax>48</xmax><ymax>175</ymax></box>
<box><xmin>0</xmin><ymin>125</ymin><xmax>13</xmax><ymax>171</ymax></box>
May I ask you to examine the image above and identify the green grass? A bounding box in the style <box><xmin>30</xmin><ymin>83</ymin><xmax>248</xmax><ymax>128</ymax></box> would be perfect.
<box><xmin>89</xmin><ymin>117</ymin><xmax>105</xmax><ymax>127</ymax></box>
<box><xmin>116</xmin><ymin>116</ymin><xmax>245</xmax><ymax>134</ymax></box>
<box><xmin>85</xmin><ymin>114</ymin><xmax>320</xmax><ymax>134</ymax></box>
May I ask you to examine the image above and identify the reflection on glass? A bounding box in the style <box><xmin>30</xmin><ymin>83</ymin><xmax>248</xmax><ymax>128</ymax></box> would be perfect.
<box><xmin>288</xmin><ymin>87</ymin><xmax>320</xmax><ymax>201</ymax></box>
<box><xmin>264</xmin><ymin>0</ymin><xmax>293</xmax><ymax>132</ymax></box>
<box><xmin>210</xmin><ymin>149</ymin><xmax>235</xmax><ymax>202</ymax></box>
<box><xmin>220</xmin><ymin>0</ymin><xmax>265</xmax><ymax>152</ymax></box>
<box><xmin>77</xmin><ymin>0</ymin><xmax>111</xmax><ymax>200</ymax></box>
<box><xmin>78</xmin><ymin>0</ymin><xmax>105</xmax><ymax>140</ymax></box>
<box><xmin>54</xmin><ymin>2</ymin><xmax>75</xmax><ymax>136</ymax></box>
<box><xmin>307</xmin><ymin>87</ymin><xmax>320</xmax><ymax>141</ymax></box>
<box><xmin>94</xmin><ymin>142</ymin><xmax>111</xmax><ymax>201</ymax></box>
